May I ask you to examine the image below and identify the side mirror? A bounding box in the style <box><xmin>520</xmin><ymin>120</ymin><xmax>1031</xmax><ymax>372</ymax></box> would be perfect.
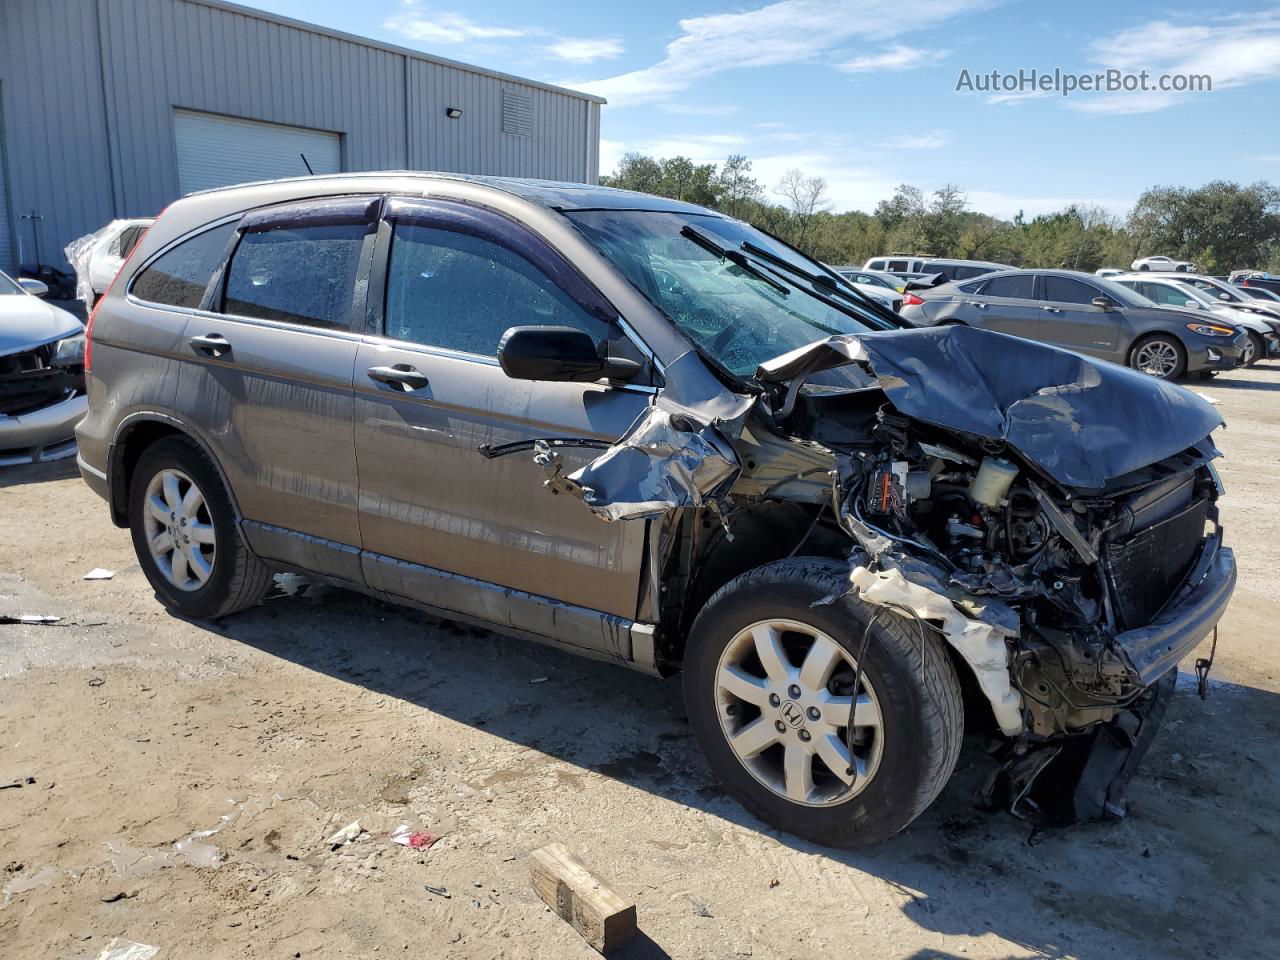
<box><xmin>1091</xmin><ymin>296</ymin><xmax>1115</xmax><ymax>309</ymax></box>
<box><xmin>1219</xmin><ymin>293</ymin><xmax>1232</xmax><ymax>301</ymax></box>
<box><xmin>18</xmin><ymin>277</ymin><xmax>49</xmax><ymax>298</ymax></box>
<box><xmin>1184</xmin><ymin>300</ymin><xmax>1202</xmax><ymax>309</ymax></box>
<box><xmin>497</xmin><ymin>326</ymin><xmax>641</xmax><ymax>383</ymax></box>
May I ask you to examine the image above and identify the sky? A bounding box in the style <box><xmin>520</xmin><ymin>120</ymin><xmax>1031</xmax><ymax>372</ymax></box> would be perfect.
<box><xmin>242</xmin><ymin>0</ymin><xmax>1280</xmax><ymax>219</ymax></box>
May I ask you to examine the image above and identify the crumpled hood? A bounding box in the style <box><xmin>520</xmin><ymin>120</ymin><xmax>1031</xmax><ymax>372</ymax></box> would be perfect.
<box><xmin>757</xmin><ymin>324</ymin><xmax>1224</xmax><ymax>490</ymax></box>
<box><xmin>0</xmin><ymin>296</ymin><xmax>83</xmax><ymax>355</ymax></box>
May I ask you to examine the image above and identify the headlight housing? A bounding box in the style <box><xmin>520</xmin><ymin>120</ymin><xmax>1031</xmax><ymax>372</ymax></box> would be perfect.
<box><xmin>52</xmin><ymin>333</ymin><xmax>86</xmax><ymax>366</ymax></box>
<box><xmin>1185</xmin><ymin>322</ymin><xmax>1236</xmax><ymax>338</ymax></box>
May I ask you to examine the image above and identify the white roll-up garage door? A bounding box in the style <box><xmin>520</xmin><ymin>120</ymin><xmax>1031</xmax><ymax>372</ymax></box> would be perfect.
<box><xmin>173</xmin><ymin>109</ymin><xmax>342</xmax><ymax>195</ymax></box>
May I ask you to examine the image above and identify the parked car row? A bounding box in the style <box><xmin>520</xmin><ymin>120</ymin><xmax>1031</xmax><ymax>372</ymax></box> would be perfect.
<box><xmin>898</xmin><ymin>268</ymin><xmax>1260</xmax><ymax>380</ymax></box>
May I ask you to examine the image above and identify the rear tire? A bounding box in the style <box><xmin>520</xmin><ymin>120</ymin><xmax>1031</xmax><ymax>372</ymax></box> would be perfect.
<box><xmin>128</xmin><ymin>436</ymin><xmax>271</xmax><ymax>619</ymax></box>
<box><xmin>683</xmin><ymin>558</ymin><xmax>964</xmax><ymax>846</ymax></box>
<box><xmin>1129</xmin><ymin>334</ymin><xmax>1187</xmax><ymax>380</ymax></box>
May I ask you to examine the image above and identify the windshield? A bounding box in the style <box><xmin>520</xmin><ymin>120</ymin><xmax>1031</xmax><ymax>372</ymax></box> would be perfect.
<box><xmin>1177</xmin><ymin>277</ymin><xmax>1245</xmax><ymax>302</ymax></box>
<box><xmin>563</xmin><ymin>210</ymin><xmax>887</xmax><ymax>377</ymax></box>
<box><xmin>0</xmin><ymin>271</ymin><xmax>22</xmax><ymax>296</ymax></box>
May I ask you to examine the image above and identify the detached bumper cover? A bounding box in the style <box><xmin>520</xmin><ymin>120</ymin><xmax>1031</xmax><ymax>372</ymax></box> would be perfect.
<box><xmin>1114</xmin><ymin>535</ymin><xmax>1235</xmax><ymax>686</ymax></box>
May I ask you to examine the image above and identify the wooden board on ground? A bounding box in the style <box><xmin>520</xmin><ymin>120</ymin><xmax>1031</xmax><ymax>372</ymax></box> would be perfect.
<box><xmin>529</xmin><ymin>842</ymin><xmax>637</xmax><ymax>955</ymax></box>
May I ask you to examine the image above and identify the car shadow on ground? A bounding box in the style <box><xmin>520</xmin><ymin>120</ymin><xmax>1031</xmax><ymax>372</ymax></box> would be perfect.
<box><xmin>0</xmin><ymin>457</ymin><xmax>80</xmax><ymax>489</ymax></box>
<box><xmin>204</xmin><ymin>584</ymin><xmax>1280</xmax><ymax>960</ymax></box>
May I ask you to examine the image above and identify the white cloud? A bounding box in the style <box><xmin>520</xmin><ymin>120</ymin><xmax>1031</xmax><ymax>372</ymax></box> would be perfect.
<box><xmin>1072</xmin><ymin>13</ymin><xmax>1280</xmax><ymax>114</ymax></box>
<box><xmin>873</xmin><ymin>130</ymin><xmax>950</xmax><ymax>149</ymax></box>
<box><xmin>836</xmin><ymin>45</ymin><xmax>948</xmax><ymax>73</ymax></box>
<box><xmin>546</xmin><ymin>37</ymin><xmax>624</xmax><ymax>64</ymax></box>
<box><xmin>571</xmin><ymin>0</ymin><xmax>997</xmax><ymax>106</ymax></box>
<box><xmin>660</xmin><ymin>103</ymin><xmax>741</xmax><ymax>116</ymax></box>
<box><xmin>384</xmin><ymin>2</ymin><xmax>529</xmax><ymax>44</ymax></box>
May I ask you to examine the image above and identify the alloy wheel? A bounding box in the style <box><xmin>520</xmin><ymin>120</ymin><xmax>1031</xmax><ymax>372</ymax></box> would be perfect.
<box><xmin>142</xmin><ymin>468</ymin><xmax>217</xmax><ymax>591</ymax></box>
<box><xmin>714</xmin><ymin>618</ymin><xmax>884</xmax><ymax>807</ymax></box>
<box><xmin>1133</xmin><ymin>340</ymin><xmax>1180</xmax><ymax>378</ymax></box>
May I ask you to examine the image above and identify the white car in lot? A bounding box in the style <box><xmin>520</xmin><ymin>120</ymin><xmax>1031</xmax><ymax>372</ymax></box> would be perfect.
<box><xmin>1113</xmin><ymin>272</ymin><xmax>1280</xmax><ymax>367</ymax></box>
<box><xmin>64</xmin><ymin>217</ymin><xmax>154</xmax><ymax>305</ymax></box>
<box><xmin>1132</xmin><ymin>255</ymin><xmax>1196</xmax><ymax>273</ymax></box>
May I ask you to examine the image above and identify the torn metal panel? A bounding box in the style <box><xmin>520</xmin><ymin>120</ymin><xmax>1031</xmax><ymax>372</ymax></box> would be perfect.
<box><xmin>757</xmin><ymin>325</ymin><xmax>1225</xmax><ymax>490</ymax></box>
<box><xmin>847</xmin><ymin>564</ymin><xmax>1025</xmax><ymax>736</ymax></box>
<box><xmin>534</xmin><ymin>351</ymin><xmax>756</xmax><ymax>522</ymax></box>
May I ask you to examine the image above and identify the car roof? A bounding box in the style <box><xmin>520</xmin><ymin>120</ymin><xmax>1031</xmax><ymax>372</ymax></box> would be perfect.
<box><xmin>184</xmin><ymin>170</ymin><xmax>717</xmax><ymax>216</ymax></box>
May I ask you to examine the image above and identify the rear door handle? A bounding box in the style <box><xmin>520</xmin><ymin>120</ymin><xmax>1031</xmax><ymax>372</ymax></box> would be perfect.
<box><xmin>367</xmin><ymin>364</ymin><xmax>429</xmax><ymax>391</ymax></box>
<box><xmin>1043</xmin><ymin>306</ymin><xmax>1063</xmax><ymax>314</ymax></box>
<box><xmin>189</xmin><ymin>333</ymin><xmax>232</xmax><ymax>357</ymax></box>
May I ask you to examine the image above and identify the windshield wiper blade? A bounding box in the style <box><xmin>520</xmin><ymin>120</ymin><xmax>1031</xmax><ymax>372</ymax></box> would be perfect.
<box><xmin>739</xmin><ymin>241</ymin><xmax>902</xmax><ymax>325</ymax></box>
<box><xmin>680</xmin><ymin>225</ymin><xmax>790</xmax><ymax>295</ymax></box>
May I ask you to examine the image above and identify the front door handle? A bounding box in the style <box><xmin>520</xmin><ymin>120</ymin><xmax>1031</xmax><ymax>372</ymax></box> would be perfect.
<box><xmin>189</xmin><ymin>333</ymin><xmax>232</xmax><ymax>357</ymax></box>
<box><xmin>966</xmin><ymin>300</ymin><xmax>987</xmax><ymax>308</ymax></box>
<box><xmin>367</xmin><ymin>364</ymin><xmax>429</xmax><ymax>391</ymax></box>
<box><xmin>1043</xmin><ymin>306</ymin><xmax>1063</xmax><ymax>314</ymax></box>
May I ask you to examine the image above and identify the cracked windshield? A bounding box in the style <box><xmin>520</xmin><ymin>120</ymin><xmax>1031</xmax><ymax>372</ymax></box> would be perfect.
<box><xmin>566</xmin><ymin>209</ymin><xmax>880</xmax><ymax>376</ymax></box>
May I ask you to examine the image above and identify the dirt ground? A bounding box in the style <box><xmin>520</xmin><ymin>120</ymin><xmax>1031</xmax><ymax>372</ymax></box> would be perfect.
<box><xmin>2</xmin><ymin>364</ymin><xmax>1279</xmax><ymax>960</ymax></box>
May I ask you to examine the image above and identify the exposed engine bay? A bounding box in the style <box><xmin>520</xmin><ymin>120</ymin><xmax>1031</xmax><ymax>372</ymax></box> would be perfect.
<box><xmin>526</xmin><ymin>324</ymin><xmax>1236</xmax><ymax>826</ymax></box>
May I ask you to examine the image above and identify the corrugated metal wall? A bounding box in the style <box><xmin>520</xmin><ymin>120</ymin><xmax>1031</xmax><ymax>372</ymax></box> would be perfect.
<box><xmin>0</xmin><ymin>0</ymin><xmax>602</xmax><ymax>272</ymax></box>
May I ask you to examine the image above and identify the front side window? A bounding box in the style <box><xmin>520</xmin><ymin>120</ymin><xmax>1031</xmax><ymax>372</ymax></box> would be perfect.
<box><xmin>981</xmin><ymin>274</ymin><xmax>1035</xmax><ymax>300</ymax></box>
<box><xmin>131</xmin><ymin>221</ymin><xmax>236</xmax><ymax>309</ymax></box>
<box><xmin>383</xmin><ymin>223</ymin><xmax>608</xmax><ymax>355</ymax></box>
<box><xmin>565</xmin><ymin>210</ymin><xmax>884</xmax><ymax>378</ymax></box>
<box><xmin>223</xmin><ymin>223</ymin><xmax>366</xmax><ymax>328</ymax></box>
<box><xmin>1145</xmin><ymin>282</ymin><xmax>1197</xmax><ymax>307</ymax></box>
<box><xmin>1042</xmin><ymin>276</ymin><xmax>1101</xmax><ymax>305</ymax></box>
<box><xmin>0</xmin><ymin>271</ymin><xmax>21</xmax><ymax>296</ymax></box>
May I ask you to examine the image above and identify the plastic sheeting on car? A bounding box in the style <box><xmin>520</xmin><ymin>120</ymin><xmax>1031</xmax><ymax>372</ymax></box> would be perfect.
<box><xmin>64</xmin><ymin>221</ymin><xmax>125</xmax><ymax>307</ymax></box>
<box><xmin>756</xmin><ymin>324</ymin><xmax>1225</xmax><ymax>490</ymax></box>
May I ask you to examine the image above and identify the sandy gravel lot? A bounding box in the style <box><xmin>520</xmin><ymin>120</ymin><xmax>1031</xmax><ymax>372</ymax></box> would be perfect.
<box><xmin>2</xmin><ymin>363</ymin><xmax>1278</xmax><ymax>960</ymax></box>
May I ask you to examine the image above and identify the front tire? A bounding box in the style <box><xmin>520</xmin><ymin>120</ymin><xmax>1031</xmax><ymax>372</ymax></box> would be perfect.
<box><xmin>1244</xmin><ymin>331</ymin><xmax>1264</xmax><ymax>368</ymax></box>
<box><xmin>128</xmin><ymin>436</ymin><xmax>272</xmax><ymax>619</ymax></box>
<box><xmin>683</xmin><ymin>558</ymin><xmax>964</xmax><ymax>846</ymax></box>
<box><xmin>1129</xmin><ymin>334</ymin><xmax>1187</xmax><ymax>380</ymax></box>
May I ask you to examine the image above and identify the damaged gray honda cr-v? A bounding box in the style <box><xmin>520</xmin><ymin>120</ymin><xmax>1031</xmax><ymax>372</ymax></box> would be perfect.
<box><xmin>77</xmin><ymin>174</ymin><xmax>1235</xmax><ymax>846</ymax></box>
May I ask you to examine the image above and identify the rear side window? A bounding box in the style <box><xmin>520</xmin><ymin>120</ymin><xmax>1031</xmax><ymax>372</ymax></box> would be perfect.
<box><xmin>981</xmin><ymin>274</ymin><xmax>1035</xmax><ymax>299</ymax></box>
<box><xmin>867</xmin><ymin>260</ymin><xmax>886</xmax><ymax>270</ymax></box>
<box><xmin>887</xmin><ymin>260</ymin><xmax>909</xmax><ymax>272</ymax></box>
<box><xmin>952</xmin><ymin>265</ymin><xmax>990</xmax><ymax>280</ymax></box>
<box><xmin>131</xmin><ymin>221</ymin><xmax>235</xmax><ymax>309</ymax></box>
<box><xmin>223</xmin><ymin>223</ymin><xmax>366</xmax><ymax>329</ymax></box>
<box><xmin>1042</xmin><ymin>276</ymin><xmax>1100</xmax><ymax>305</ymax></box>
<box><xmin>384</xmin><ymin>223</ymin><xmax>607</xmax><ymax>355</ymax></box>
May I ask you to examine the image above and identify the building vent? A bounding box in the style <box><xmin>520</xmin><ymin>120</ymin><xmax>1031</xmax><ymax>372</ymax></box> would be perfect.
<box><xmin>501</xmin><ymin>90</ymin><xmax>533</xmax><ymax>137</ymax></box>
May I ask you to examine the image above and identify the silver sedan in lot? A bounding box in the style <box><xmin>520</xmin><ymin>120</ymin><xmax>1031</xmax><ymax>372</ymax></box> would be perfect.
<box><xmin>899</xmin><ymin>268</ymin><xmax>1249</xmax><ymax>380</ymax></box>
<box><xmin>0</xmin><ymin>270</ymin><xmax>87</xmax><ymax>465</ymax></box>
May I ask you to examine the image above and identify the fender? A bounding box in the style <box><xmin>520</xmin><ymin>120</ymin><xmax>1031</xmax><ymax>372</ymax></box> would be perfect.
<box><xmin>107</xmin><ymin>411</ymin><xmax>245</xmax><ymax>527</ymax></box>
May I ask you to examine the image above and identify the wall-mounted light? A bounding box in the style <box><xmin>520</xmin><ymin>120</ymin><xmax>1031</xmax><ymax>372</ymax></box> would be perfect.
<box><xmin>445</xmin><ymin>107</ymin><xmax>463</xmax><ymax>119</ymax></box>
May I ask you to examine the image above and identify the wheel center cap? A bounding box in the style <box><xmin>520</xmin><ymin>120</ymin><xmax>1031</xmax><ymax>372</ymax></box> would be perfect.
<box><xmin>780</xmin><ymin>699</ymin><xmax>805</xmax><ymax>729</ymax></box>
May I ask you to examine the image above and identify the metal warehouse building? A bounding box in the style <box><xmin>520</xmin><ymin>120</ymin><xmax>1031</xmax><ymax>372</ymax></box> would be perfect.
<box><xmin>0</xmin><ymin>0</ymin><xmax>605</xmax><ymax>274</ymax></box>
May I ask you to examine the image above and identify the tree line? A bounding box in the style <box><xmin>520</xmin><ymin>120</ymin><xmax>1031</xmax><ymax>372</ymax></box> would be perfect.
<box><xmin>600</xmin><ymin>152</ymin><xmax>1280</xmax><ymax>274</ymax></box>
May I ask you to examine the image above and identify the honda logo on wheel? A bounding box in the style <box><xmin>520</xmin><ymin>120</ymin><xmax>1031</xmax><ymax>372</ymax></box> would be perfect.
<box><xmin>780</xmin><ymin>700</ymin><xmax>805</xmax><ymax>728</ymax></box>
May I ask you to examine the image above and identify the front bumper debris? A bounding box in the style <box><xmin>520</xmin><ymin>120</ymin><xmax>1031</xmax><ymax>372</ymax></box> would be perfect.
<box><xmin>984</xmin><ymin>669</ymin><xmax>1178</xmax><ymax>825</ymax></box>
